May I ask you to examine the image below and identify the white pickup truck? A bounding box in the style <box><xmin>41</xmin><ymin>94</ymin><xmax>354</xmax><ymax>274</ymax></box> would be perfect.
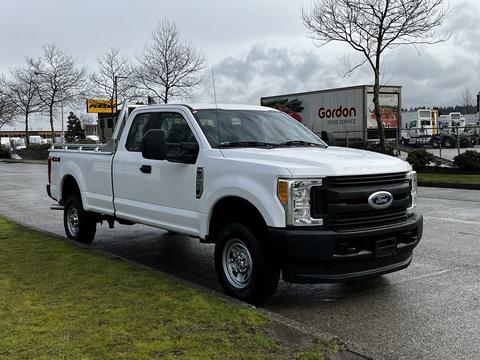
<box><xmin>47</xmin><ymin>103</ymin><xmax>423</xmax><ymax>303</ymax></box>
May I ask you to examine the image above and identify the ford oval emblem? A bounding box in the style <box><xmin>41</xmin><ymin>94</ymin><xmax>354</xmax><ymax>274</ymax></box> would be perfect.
<box><xmin>368</xmin><ymin>191</ymin><xmax>393</xmax><ymax>210</ymax></box>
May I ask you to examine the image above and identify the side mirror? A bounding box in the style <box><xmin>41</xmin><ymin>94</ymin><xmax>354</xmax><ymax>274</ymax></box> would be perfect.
<box><xmin>142</xmin><ymin>129</ymin><xmax>166</xmax><ymax>160</ymax></box>
<box><xmin>166</xmin><ymin>142</ymin><xmax>199</xmax><ymax>164</ymax></box>
<box><xmin>321</xmin><ymin>131</ymin><xmax>336</xmax><ymax>146</ymax></box>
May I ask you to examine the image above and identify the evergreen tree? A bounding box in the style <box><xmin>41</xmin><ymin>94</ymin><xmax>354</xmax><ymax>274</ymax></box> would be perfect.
<box><xmin>65</xmin><ymin>111</ymin><xmax>85</xmax><ymax>142</ymax></box>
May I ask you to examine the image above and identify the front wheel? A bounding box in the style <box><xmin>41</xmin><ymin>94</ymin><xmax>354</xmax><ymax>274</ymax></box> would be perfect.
<box><xmin>64</xmin><ymin>195</ymin><xmax>97</xmax><ymax>244</ymax></box>
<box><xmin>214</xmin><ymin>223</ymin><xmax>279</xmax><ymax>304</ymax></box>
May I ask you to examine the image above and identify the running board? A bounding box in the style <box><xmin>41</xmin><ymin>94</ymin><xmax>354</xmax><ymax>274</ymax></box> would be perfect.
<box><xmin>50</xmin><ymin>204</ymin><xmax>64</xmax><ymax>211</ymax></box>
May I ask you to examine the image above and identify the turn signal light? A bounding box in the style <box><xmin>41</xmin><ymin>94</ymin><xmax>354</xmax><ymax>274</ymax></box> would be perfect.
<box><xmin>277</xmin><ymin>180</ymin><xmax>289</xmax><ymax>206</ymax></box>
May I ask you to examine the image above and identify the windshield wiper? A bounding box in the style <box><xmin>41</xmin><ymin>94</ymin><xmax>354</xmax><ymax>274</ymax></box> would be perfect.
<box><xmin>278</xmin><ymin>140</ymin><xmax>324</xmax><ymax>147</ymax></box>
<box><xmin>219</xmin><ymin>141</ymin><xmax>278</xmax><ymax>148</ymax></box>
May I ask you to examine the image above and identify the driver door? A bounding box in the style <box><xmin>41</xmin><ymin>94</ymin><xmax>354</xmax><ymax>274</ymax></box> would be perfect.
<box><xmin>113</xmin><ymin>110</ymin><xmax>201</xmax><ymax>236</ymax></box>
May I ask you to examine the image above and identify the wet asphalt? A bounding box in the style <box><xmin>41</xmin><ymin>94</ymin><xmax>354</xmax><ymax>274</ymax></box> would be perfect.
<box><xmin>0</xmin><ymin>162</ymin><xmax>479</xmax><ymax>360</ymax></box>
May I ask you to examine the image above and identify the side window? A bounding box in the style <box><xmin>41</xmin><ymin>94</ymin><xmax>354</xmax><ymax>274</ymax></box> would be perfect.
<box><xmin>160</xmin><ymin>112</ymin><xmax>196</xmax><ymax>144</ymax></box>
<box><xmin>125</xmin><ymin>112</ymin><xmax>160</xmax><ymax>152</ymax></box>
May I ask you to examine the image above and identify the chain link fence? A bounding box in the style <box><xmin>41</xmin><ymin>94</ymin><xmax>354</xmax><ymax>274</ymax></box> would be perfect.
<box><xmin>321</xmin><ymin>124</ymin><xmax>480</xmax><ymax>161</ymax></box>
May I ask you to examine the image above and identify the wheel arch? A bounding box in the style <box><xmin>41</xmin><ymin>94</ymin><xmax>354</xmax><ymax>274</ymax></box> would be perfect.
<box><xmin>207</xmin><ymin>196</ymin><xmax>268</xmax><ymax>243</ymax></box>
<box><xmin>60</xmin><ymin>174</ymin><xmax>82</xmax><ymax>205</ymax></box>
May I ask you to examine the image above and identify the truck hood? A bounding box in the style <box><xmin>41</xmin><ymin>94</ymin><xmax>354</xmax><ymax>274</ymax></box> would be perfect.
<box><xmin>220</xmin><ymin>146</ymin><xmax>411</xmax><ymax>177</ymax></box>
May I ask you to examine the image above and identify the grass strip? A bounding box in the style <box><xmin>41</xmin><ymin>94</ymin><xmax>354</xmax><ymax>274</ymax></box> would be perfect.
<box><xmin>0</xmin><ymin>218</ymin><xmax>335</xmax><ymax>359</ymax></box>
<box><xmin>418</xmin><ymin>173</ymin><xmax>480</xmax><ymax>185</ymax></box>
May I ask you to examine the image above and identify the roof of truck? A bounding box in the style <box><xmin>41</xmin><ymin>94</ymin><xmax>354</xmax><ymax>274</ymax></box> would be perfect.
<box><xmin>142</xmin><ymin>103</ymin><xmax>276</xmax><ymax>112</ymax></box>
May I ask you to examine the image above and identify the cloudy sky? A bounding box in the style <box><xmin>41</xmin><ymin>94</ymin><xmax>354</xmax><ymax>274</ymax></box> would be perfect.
<box><xmin>1</xmin><ymin>0</ymin><xmax>479</xmax><ymax>129</ymax></box>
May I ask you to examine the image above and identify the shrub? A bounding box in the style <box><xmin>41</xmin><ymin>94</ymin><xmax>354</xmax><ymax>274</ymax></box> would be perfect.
<box><xmin>406</xmin><ymin>149</ymin><xmax>436</xmax><ymax>170</ymax></box>
<box><xmin>17</xmin><ymin>144</ymin><xmax>51</xmax><ymax>160</ymax></box>
<box><xmin>366</xmin><ymin>143</ymin><xmax>395</xmax><ymax>156</ymax></box>
<box><xmin>0</xmin><ymin>146</ymin><xmax>10</xmax><ymax>159</ymax></box>
<box><xmin>453</xmin><ymin>150</ymin><xmax>480</xmax><ymax>170</ymax></box>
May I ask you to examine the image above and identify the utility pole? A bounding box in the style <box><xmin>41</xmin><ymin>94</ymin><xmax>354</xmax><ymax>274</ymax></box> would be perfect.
<box><xmin>114</xmin><ymin>75</ymin><xmax>127</xmax><ymax>118</ymax></box>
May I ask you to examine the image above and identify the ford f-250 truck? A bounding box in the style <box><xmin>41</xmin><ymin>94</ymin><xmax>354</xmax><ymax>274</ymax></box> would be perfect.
<box><xmin>47</xmin><ymin>103</ymin><xmax>423</xmax><ymax>303</ymax></box>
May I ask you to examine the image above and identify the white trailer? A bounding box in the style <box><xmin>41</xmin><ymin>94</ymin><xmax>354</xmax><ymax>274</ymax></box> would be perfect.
<box><xmin>402</xmin><ymin>110</ymin><xmax>474</xmax><ymax>148</ymax></box>
<box><xmin>261</xmin><ymin>85</ymin><xmax>401</xmax><ymax>145</ymax></box>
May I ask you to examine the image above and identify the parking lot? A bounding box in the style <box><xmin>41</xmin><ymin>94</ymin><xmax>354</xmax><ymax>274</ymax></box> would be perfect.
<box><xmin>0</xmin><ymin>162</ymin><xmax>479</xmax><ymax>360</ymax></box>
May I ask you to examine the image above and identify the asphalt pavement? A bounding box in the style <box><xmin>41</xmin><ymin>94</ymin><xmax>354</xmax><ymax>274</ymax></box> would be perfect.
<box><xmin>0</xmin><ymin>162</ymin><xmax>479</xmax><ymax>360</ymax></box>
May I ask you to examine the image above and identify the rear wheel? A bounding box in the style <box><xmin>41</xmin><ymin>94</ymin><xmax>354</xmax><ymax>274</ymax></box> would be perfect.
<box><xmin>430</xmin><ymin>136</ymin><xmax>440</xmax><ymax>148</ymax></box>
<box><xmin>64</xmin><ymin>195</ymin><xmax>96</xmax><ymax>244</ymax></box>
<box><xmin>214</xmin><ymin>223</ymin><xmax>279</xmax><ymax>304</ymax></box>
<box><xmin>442</xmin><ymin>136</ymin><xmax>455</xmax><ymax>148</ymax></box>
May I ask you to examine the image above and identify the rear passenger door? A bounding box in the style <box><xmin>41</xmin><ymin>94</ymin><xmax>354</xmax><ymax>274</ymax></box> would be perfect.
<box><xmin>113</xmin><ymin>109</ymin><xmax>202</xmax><ymax>236</ymax></box>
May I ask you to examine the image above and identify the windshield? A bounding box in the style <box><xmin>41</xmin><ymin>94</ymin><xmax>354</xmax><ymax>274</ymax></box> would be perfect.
<box><xmin>192</xmin><ymin>109</ymin><xmax>326</xmax><ymax>148</ymax></box>
<box><xmin>418</xmin><ymin>110</ymin><xmax>430</xmax><ymax>118</ymax></box>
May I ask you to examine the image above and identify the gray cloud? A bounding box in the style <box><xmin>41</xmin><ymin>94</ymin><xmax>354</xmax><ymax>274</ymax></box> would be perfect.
<box><xmin>384</xmin><ymin>46</ymin><xmax>479</xmax><ymax>106</ymax></box>
<box><xmin>192</xmin><ymin>38</ymin><xmax>480</xmax><ymax>108</ymax></box>
<box><xmin>192</xmin><ymin>44</ymin><xmax>346</xmax><ymax>105</ymax></box>
<box><xmin>446</xmin><ymin>0</ymin><xmax>480</xmax><ymax>52</ymax></box>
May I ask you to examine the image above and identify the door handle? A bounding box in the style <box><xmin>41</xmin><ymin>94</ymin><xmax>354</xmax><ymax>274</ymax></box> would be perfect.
<box><xmin>140</xmin><ymin>165</ymin><xmax>152</xmax><ymax>173</ymax></box>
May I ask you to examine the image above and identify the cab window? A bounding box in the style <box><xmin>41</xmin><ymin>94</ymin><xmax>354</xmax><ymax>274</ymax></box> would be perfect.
<box><xmin>125</xmin><ymin>112</ymin><xmax>196</xmax><ymax>152</ymax></box>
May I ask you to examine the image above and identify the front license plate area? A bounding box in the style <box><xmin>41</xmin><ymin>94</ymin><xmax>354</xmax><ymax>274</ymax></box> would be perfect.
<box><xmin>375</xmin><ymin>238</ymin><xmax>397</xmax><ymax>259</ymax></box>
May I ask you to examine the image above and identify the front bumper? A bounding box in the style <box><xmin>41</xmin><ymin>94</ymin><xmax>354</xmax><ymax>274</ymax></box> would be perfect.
<box><xmin>269</xmin><ymin>214</ymin><xmax>423</xmax><ymax>283</ymax></box>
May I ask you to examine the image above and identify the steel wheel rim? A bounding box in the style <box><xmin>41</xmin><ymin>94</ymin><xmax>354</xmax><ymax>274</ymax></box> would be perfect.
<box><xmin>67</xmin><ymin>205</ymin><xmax>79</xmax><ymax>236</ymax></box>
<box><xmin>222</xmin><ymin>238</ymin><xmax>253</xmax><ymax>289</ymax></box>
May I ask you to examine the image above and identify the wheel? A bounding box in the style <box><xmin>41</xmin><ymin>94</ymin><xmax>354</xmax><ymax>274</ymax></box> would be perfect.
<box><xmin>214</xmin><ymin>223</ymin><xmax>279</xmax><ymax>304</ymax></box>
<box><xmin>64</xmin><ymin>195</ymin><xmax>97</xmax><ymax>244</ymax></box>
<box><xmin>442</xmin><ymin>136</ymin><xmax>455</xmax><ymax>148</ymax></box>
<box><xmin>430</xmin><ymin>137</ymin><xmax>440</xmax><ymax>148</ymax></box>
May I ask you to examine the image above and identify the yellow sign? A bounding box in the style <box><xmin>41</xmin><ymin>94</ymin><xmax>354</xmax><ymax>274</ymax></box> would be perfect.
<box><xmin>86</xmin><ymin>99</ymin><xmax>117</xmax><ymax>113</ymax></box>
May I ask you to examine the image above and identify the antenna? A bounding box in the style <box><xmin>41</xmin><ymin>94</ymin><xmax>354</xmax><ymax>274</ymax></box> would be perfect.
<box><xmin>211</xmin><ymin>68</ymin><xmax>218</xmax><ymax>109</ymax></box>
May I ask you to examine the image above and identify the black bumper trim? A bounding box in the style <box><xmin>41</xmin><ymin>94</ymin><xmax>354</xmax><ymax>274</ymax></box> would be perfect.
<box><xmin>292</xmin><ymin>255</ymin><xmax>412</xmax><ymax>283</ymax></box>
<box><xmin>268</xmin><ymin>214</ymin><xmax>423</xmax><ymax>283</ymax></box>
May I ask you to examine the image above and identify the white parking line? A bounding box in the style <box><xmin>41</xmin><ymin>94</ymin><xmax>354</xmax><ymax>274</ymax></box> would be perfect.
<box><xmin>0</xmin><ymin>181</ymin><xmax>32</xmax><ymax>188</ymax></box>
<box><xmin>424</xmin><ymin>216</ymin><xmax>480</xmax><ymax>225</ymax></box>
<box><xmin>391</xmin><ymin>267</ymin><xmax>462</xmax><ymax>285</ymax></box>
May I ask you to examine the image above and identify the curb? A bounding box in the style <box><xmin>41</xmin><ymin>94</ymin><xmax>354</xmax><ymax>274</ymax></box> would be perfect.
<box><xmin>0</xmin><ymin>158</ymin><xmax>47</xmax><ymax>164</ymax></box>
<box><xmin>0</xmin><ymin>213</ymin><xmax>369</xmax><ymax>360</ymax></box>
<box><xmin>419</xmin><ymin>182</ymin><xmax>480</xmax><ymax>190</ymax></box>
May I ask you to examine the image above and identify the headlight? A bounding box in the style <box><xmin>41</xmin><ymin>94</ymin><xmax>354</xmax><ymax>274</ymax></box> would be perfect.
<box><xmin>277</xmin><ymin>178</ymin><xmax>323</xmax><ymax>226</ymax></box>
<box><xmin>407</xmin><ymin>171</ymin><xmax>417</xmax><ymax>215</ymax></box>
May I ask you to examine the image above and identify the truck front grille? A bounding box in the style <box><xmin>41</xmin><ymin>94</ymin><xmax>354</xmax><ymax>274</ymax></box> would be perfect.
<box><xmin>311</xmin><ymin>172</ymin><xmax>411</xmax><ymax>231</ymax></box>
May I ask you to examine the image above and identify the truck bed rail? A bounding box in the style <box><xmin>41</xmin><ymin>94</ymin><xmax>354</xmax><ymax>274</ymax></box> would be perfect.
<box><xmin>50</xmin><ymin>143</ymin><xmax>108</xmax><ymax>153</ymax></box>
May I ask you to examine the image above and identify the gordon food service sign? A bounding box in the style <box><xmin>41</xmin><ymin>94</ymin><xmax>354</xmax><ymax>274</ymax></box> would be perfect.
<box><xmin>86</xmin><ymin>99</ymin><xmax>117</xmax><ymax>113</ymax></box>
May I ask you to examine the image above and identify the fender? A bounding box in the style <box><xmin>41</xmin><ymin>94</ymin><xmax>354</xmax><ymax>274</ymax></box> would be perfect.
<box><xmin>199</xmin><ymin>175</ymin><xmax>287</xmax><ymax>238</ymax></box>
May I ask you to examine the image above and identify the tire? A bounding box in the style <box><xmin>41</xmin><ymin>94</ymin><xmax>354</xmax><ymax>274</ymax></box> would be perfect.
<box><xmin>64</xmin><ymin>195</ymin><xmax>97</xmax><ymax>244</ymax></box>
<box><xmin>214</xmin><ymin>223</ymin><xmax>279</xmax><ymax>304</ymax></box>
<box><xmin>430</xmin><ymin>137</ymin><xmax>440</xmax><ymax>148</ymax></box>
<box><xmin>442</xmin><ymin>136</ymin><xmax>455</xmax><ymax>148</ymax></box>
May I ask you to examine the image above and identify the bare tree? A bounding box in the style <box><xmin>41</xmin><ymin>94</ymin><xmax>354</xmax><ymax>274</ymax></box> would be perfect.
<box><xmin>303</xmin><ymin>0</ymin><xmax>447</xmax><ymax>152</ymax></box>
<box><xmin>5</xmin><ymin>64</ymin><xmax>43</xmax><ymax>146</ymax></box>
<box><xmin>0</xmin><ymin>75</ymin><xmax>17</xmax><ymax>130</ymax></box>
<box><xmin>135</xmin><ymin>19</ymin><xmax>206</xmax><ymax>103</ymax></box>
<box><xmin>30</xmin><ymin>43</ymin><xmax>86</xmax><ymax>141</ymax></box>
<box><xmin>90</xmin><ymin>47</ymin><xmax>141</xmax><ymax>111</ymax></box>
<box><xmin>462</xmin><ymin>87</ymin><xmax>474</xmax><ymax>107</ymax></box>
